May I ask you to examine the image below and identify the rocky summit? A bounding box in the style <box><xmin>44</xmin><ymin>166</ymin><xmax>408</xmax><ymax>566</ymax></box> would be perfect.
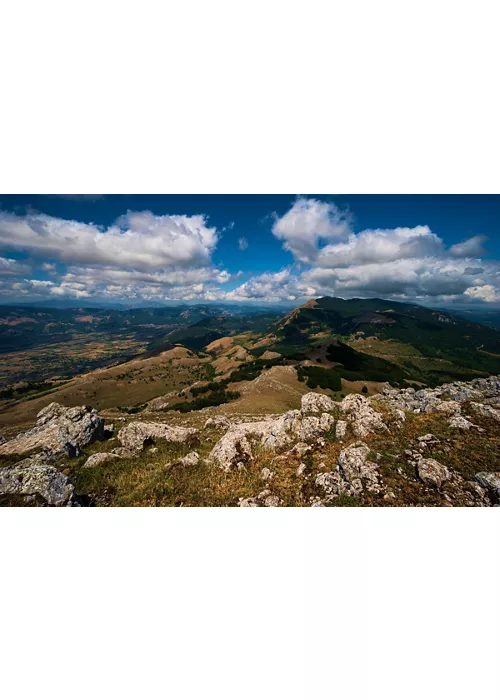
<box><xmin>0</xmin><ymin>377</ymin><xmax>499</xmax><ymax>506</ymax></box>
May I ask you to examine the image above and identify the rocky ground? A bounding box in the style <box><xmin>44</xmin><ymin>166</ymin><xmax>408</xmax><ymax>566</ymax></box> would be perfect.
<box><xmin>1</xmin><ymin>375</ymin><xmax>500</xmax><ymax>506</ymax></box>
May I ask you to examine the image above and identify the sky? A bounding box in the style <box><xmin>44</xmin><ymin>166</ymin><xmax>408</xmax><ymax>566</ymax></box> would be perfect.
<box><xmin>0</xmin><ymin>194</ymin><xmax>499</xmax><ymax>308</ymax></box>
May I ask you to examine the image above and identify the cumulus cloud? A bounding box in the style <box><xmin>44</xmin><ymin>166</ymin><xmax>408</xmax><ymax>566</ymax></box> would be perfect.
<box><xmin>272</xmin><ymin>198</ymin><xmax>352</xmax><ymax>263</ymax></box>
<box><xmin>238</xmin><ymin>237</ymin><xmax>248</xmax><ymax>251</ymax></box>
<box><xmin>464</xmin><ymin>284</ymin><xmax>500</xmax><ymax>303</ymax></box>
<box><xmin>0</xmin><ymin>210</ymin><xmax>220</xmax><ymax>271</ymax></box>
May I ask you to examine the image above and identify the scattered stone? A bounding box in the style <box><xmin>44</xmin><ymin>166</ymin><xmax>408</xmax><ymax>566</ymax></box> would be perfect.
<box><xmin>296</xmin><ymin>462</ymin><xmax>307</xmax><ymax>476</ymax></box>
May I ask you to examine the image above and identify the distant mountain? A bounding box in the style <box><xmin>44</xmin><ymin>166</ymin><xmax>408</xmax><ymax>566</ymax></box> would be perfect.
<box><xmin>260</xmin><ymin>296</ymin><xmax>500</xmax><ymax>383</ymax></box>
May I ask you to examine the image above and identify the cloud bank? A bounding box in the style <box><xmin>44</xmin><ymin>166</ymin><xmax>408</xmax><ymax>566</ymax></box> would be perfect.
<box><xmin>0</xmin><ymin>198</ymin><xmax>499</xmax><ymax>306</ymax></box>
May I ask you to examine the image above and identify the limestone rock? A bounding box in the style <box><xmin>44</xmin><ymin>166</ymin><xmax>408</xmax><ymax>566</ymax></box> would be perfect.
<box><xmin>117</xmin><ymin>421</ymin><xmax>198</xmax><ymax>452</ymax></box>
<box><xmin>83</xmin><ymin>452</ymin><xmax>121</xmax><ymax>469</ymax></box>
<box><xmin>417</xmin><ymin>458</ymin><xmax>451</xmax><ymax>488</ymax></box>
<box><xmin>301</xmin><ymin>392</ymin><xmax>336</xmax><ymax>414</ymax></box>
<box><xmin>470</xmin><ymin>402</ymin><xmax>500</xmax><ymax>423</ymax></box>
<box><xmin>0</xmin><ymin>403</ymin><xmax>105</xmax><ymax>456</ymax></box>
<box><xmin>204</xmin><ymin>415</ymin><xmax>231</xmax><ymax>431</ymax></box>
<box><xmin>475</xmin><ymin>472</ymin><xmax>500</xmax><ymax>502</ymax></box>
<box><xmin>178</xmin><ymin>451</ymin><xmax>200</xmax><ymax>467</ymax></box>
<box><xmin>335</xmin><ymin>420</ymin><xmax>348</xmax><ymax>441</ymax></box>
<box><xmin>337</xmin><ymin>442</ymin><xmax>381</xmax><ymax>495</ymax></box>
<box><xmin>315</xmin><ymin>471</ymin><xmax>342</xmax><ymax>497</ymax></box>
<box><xmin>0</xmin><ymin>459</ymin><xmax>79</xmax><ymax>506</ymax></box>
<box><xmin>448</xmin><ymin>415</ymin><xmax>483</xmax><ymax>431</ymax></box>
<box><xmin>340</xmin><ymin>394</ymin><xmax>388</xmax><ymax>437</ymax></box>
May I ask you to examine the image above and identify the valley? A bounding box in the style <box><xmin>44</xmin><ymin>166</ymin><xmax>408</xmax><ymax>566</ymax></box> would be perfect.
<box><xmin>1</xmin><ymin>296</ymin><xmax>500</xmax><ymax>507</ymax></box>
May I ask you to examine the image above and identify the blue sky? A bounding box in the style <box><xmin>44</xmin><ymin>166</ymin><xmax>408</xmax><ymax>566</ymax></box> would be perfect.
<box><xmin>0</xmin><ymin>194</ymin><xmax>499</xmax><ymax>307</ymax></box>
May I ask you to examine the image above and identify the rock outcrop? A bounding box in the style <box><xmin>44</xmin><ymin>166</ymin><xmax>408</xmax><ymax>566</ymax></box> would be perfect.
<box><xmin>117</xmin><ymin>421</ymin><xmax>198</xmax><ymax>452</ymax></box>
<box><xmin>301</xmin><ymin>392</ymin><xmax>336</xmax><ymax>414</ymax></box>
<box><xmin>0</xmin><ymin>403</ymin><xmax>105</xmax><ymax>456</ymax></box>
<box><xmin>339</xmin><ymin>394</ymin><xmax>388</xmax><ymax>437</ymax></box>
<box><xmin>0</xmin><ymin>458</ymin><xmax>79</xmax><ymax>506</ymax></box>
<box><xmin>315</xmin><ymin>441</ymin><xmax>381</xmax><ymax>501</ymax></box>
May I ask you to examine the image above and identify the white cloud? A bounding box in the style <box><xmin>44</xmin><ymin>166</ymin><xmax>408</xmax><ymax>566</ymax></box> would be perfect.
<box><xmin>0</xmin><ymin>210</ymin><xmax>219</xmax><ymax>271</ymax></box>
<box><xmin>464</xmin><ymin>284</ymin><xmax>500</xmax><ymax>302</ymax></box>
<box><xmin>238</xmin><ymin>237</ymin><xmax>248</xmax><ymax>250</ymax></box>
<box><xmin>316</xmin><ymin>226</ymin><xmax>443</xmax><ymax>268</ymax></box>
<box><xmin>272</xmin><ymin>198</ymin><xmax>351</xmax><ymax>263</ymax></box>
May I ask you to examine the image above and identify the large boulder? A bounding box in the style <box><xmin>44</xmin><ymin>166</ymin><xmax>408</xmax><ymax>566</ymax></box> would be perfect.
<box><xmin>0</xmin><ymin>403</ymin><xmax>105</xmax><ymax>456</ymax></box>
<box><xmin>117</xmin><ymin>421</ymin><xmax>198</xmax><ymax>452</ymax></box>
<box><xmin>301</xmin><ymin>392</ymin><xmax>336</xmax><ymax>414</ymax></box>
<box><xmin>0</xmin><ymin>459</ymin><xmax>79</xmax><ymax>506</ymax></box>
<box><xmin>417</xmin><ymin>458</ymin><xmax>451</xmax><ymax>488</ymax></box>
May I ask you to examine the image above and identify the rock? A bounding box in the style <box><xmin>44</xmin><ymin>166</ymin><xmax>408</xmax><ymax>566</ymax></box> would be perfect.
<box><xmin>383</xmin><ymin>491</ymin><xmax>396</xmax><ymax>501</ymax></box>
<box><xmin>238</xmin><ymin>497</ymin><xmax>259</xmax><ymax>507</ymax></box>
<box><xmin>435</xmin><ymin>401</ymin><xmax>461</xmax><ymax>417</ymax></box>
<box><xmin>319</xmin><ymin>412</ymin><xmax>335</xmax><ymax>431</ymax></box>
<box><xmin>296</xmin><ymin>462</ymin><xmax>307</xmax><ymax>476</ymax></box>
<box><xmin>0</xmin><ymin>436</ymin><xmax>6</xmax><ymax>445</ymax></box>
<box><xmin>315</xmin><ymin>471</ymin><xmax>342</xmax><ymax>497</ymax></box>
<box><xmin>263</xmin><ymin>494</ymin><xmax>281</xmax><ymax>507</ymax></box>
<box><xmin>417</xmin><ymin>434</ymin><xmax>439</xmax><ymax>447</ymax></box>
<box><xmin>83</xmin><ymin>452</ymin><xmax>121</xmax><ymax>469</ymax></box>
<box><xmin>337</xmin><ymin>442</ymin><xmax>381</xmax><ymax>494</ymax></box>
<box><xmin>111</xmin><ymin>446</ymin><xmax>135</xmax><ymax>457</ymax></box>
<box><xmin>447</xmin><ymin>415</ymin><xmax>483</xmax><ymax>431</ymax></box>
<box><xmin>335</xmin><ymin>420</ymin><xmax>348</xmax><ymax>441</ymax></box>
<box><xmin>417</xmin><ymin>458</ymin><xmax>451</xmax><ymax>488</ymax></box>
<box><xmin>178</xmin><ymin>451</ymin><xmax>200</xmax><ymax>467</ymax></box>
<box><xmin>104</xmin><ymin>423</ymin><xmax>114</xmax><ymax>434</ymax></box>
<box><xmin>475</xmin><ymin>472</ymin><xmax>500</xmax><ymax>502</ymax></box>
<box><xmin>311</xmin><ymin>500</ymin><xmax>326</xmax><ymax>507</ymax></box>
<box><xmin>470</xmin><ymin>402</ymin><xmax>500</xmax><ymax>423</ymax></box>
<box><xmin>301</xmin><ymin>392</ymin><xmax>336</xmax><ymax>414</ymax></box>
<box><xmin>261</xmin><ymin>467</ymin><xmax>274</xmax><ymax>481</ymax></box>
<box><xmin>0</xmin><ymin>459</ymin><xmax>79</xmax><ymax>506</ymax></box>
<box><xmin>117</xmin><ymin>421</ymin><xmax>198</xmax><ymax>452</ymax></box>
<box><xmin>290</xmin><ymin>442</ymin><xmax>312</xmax><ymax>456</ymax></box>
<box><xmin>204</xmin><ymin>415</ymin><xmax>231</xmax><ymax>431</ymax></box>
<box><xmin>0</xmin><ymin>402</ymin><xmax>105</xmax><ymax>456</ymax></box>
<box><xmin>340</xmin><ymin>394</ymin><xmax>388</xmax><ymax>437</ymax></box>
